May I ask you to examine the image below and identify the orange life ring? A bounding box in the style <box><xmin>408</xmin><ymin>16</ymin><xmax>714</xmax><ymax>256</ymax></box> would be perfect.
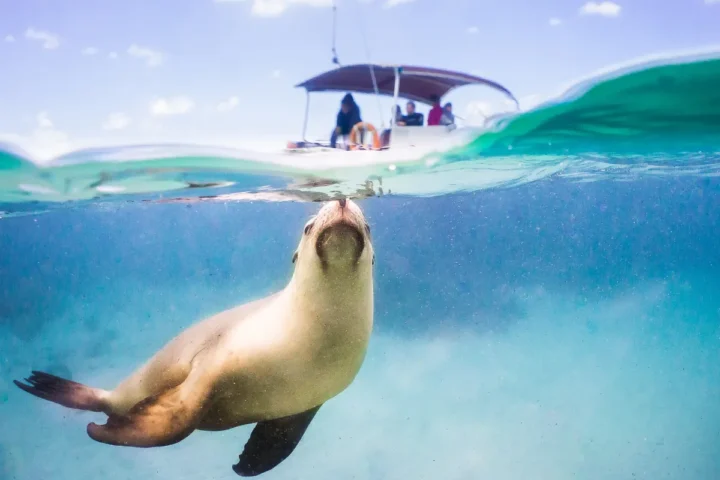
<box><xmin>349</xmin><ymin>122</ymin><xmax>382</xmax><ymax>150</ymax></box>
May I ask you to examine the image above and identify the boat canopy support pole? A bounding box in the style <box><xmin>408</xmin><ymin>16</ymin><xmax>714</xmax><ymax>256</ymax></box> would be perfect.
<box><xmin>301</xmin><ymin>91</ymin><xmax>310</xmax><ymax>141</ymax></box>
<box><xmin>391</xmin><ymin>67</ymin><xmax>400</xmax><ymax>127</ymax></box>
<box><xmin>387</xmin><ymin>67</ymin><xmax>400</xmax><ymax>148</ymax></box>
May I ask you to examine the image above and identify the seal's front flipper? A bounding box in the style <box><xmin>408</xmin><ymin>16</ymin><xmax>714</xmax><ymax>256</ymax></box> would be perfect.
<box><xmin>87</xmin><ymin>366</ymin><xmax>213</xmax><ymax>448</ymax></box>
<box><xmin>232</xmin><ymin>404</ymin><xmax>322</xmax><ymax>477</ymax></box>
<box><xmin>14</xmin><ymin>371</ymin><xmax>107</xmax><ymax>412</ymax></box>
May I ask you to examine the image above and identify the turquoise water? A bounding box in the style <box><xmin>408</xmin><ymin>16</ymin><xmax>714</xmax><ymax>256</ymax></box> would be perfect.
<box><xmin>1</xmin><ymin>49</ymin><xmax>720</xmax><ymax>479</ymax></box>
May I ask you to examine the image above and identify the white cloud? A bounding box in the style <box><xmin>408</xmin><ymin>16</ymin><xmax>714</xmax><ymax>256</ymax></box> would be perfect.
<box><xmin>36</xmin><ymin>111</ymin><xmax>53</xmax><ymax>129</ymax></box>
<box><xmin>108</xmin><ymin>51</ymin><xmax>118</xmax><ymax>59</ymax></box>
<box><xmin>4</xmin><ymin>35</ymin><xmax>15</xmax><ymax>43</ymax></box>
<box><xmin>251</xmin><ymin>0</ymin><xmax>289</xmax><ymax>16</ymax></box>
<box><xmin>384</xmin><ymin>0</ymin><xmax>415</xmax><ymax>7</ymax></box>
<box><xmin>82</xmin><ymin>47</ymin><xmax>99</xmax><ymax>56</ymax></box>
<box><xmin>549</xmin><ymin>17</ymin><xmax>562</xmax><ymax>26</ymax></box>
<box><xmin>216</xmin><ymin>96</ymin><xmax>239</xmax><ymax>112</ymax></box>
<box><xmin>0</xmin><ymin>111</ymin><xmax>72</xmax><ymax>163</ymax></box>
<box><xmin>24</xmin><ymin>28</ymin><xmax>60</xmax><ymax>49</ymax></box>
<box><xmin>102</xmin><ymin>112</ymin><xmax>131</xmax><ymax>130</ymax></box>
<box><xmin>150</xmin><ymin>96</ymin><xmax>195</xmax><ymax>116</ymax></box>
<box><xmin>216</xmin><ymin>0</ymin><xmax>333</xmax><ymax>17</ymax></box>
<box><xmin>127</xmin><ymin>44</ymin><xmax>164</xmax><ymax>67</ymax></box>
<box><xmin>579</xmin><ymin>1</ymin><xmax>621</xmax><ymax>17</ymax></box>
<box><xmin>466</xmin><ymin>26</ymin><xmax>479</xmax><ymax>35</ymax></box>
<box><xmin>705</xmin><ymin>0</ymin><xmax>720</xmax><ymax>4</ymax></box>
<box><xmin>271</xmin><ymin>69</ymin><xmax>281</xmax><ymax>78</ymax></box>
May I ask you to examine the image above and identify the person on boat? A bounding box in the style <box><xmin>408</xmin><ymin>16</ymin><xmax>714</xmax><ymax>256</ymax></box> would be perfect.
<box><xmin>440</xmin><ymin>102</ymin><xmax>455</xmax><ymax>126</ymax></box>
<box><xmin>402</xmin><ymin>101</ymin><xmax>424</xmax><ymax>126</ymax></box>
<box><xmin>331</xmin><ymin>93</ymin><xmax>362</xmax><ymax>149</ymax></box>
<box><xmin>427</xmin><ymin>94</ymin><xmax>443</xmax><ymax>126</ymax></box>
<box><xmin>394</xmin><ymin>105</ymin><xmax>409</xmax><ymax>127</ymax></box>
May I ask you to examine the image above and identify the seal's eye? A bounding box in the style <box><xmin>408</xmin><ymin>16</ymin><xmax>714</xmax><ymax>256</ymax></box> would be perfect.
<box><xmin>365</xmin><ymin>223</ymin><xmax>371</xmax><ymax>235</ymax></box>
<box><xmin>292</xmin><ymin>252</ymin><xmax>298</xmax><ymax>263</ymax></box>
<box><xmin>304</xmin><ymin>223</ymin><xmax>314</xmax><ymax>235</ymax></box>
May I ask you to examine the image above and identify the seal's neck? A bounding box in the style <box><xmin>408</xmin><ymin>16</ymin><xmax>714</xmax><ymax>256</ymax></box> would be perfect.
<box><xmin>286</xmin><ymin>265</ymin><xmax>373</xmax><ymax>332</ymax></box>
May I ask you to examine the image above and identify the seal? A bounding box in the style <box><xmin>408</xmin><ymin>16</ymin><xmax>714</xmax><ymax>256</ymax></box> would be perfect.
<box><xmin>14</xmin><ymin>198</ymin><xmax>375</xmax><ymax>477</ymax></box>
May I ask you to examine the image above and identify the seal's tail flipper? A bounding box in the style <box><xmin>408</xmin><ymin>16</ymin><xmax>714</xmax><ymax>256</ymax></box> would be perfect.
<box><xmin>14</xmin><ymin>370</ymin><xmax>107</xmax><ymax>412</ymax></box>
<box><xmin>86</xmin><ymin>364</ymin><xmax>213</xmax><ymax>448</ymax></box>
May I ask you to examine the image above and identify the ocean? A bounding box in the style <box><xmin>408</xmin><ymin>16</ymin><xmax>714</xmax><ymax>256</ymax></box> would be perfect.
<box><xmin>1</xmin><ymin>48</ymin><xmax>719</xmax><ymax>479</ymax></box>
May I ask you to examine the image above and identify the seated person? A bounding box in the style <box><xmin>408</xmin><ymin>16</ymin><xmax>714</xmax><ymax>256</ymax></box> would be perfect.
<box><xmin>427</xmin><ymin>94</ymin><xmax>443</xmax><ymax>126</ymax></box>
<box><xmin>331</xmin><ymin>93</ymin><xmax>362</xmax><ymax>148</ymax></box>
<box><xmin>440</xmin><ymin>102</ymin><xmax>455</xmax><ymax>127</ymax></box>
<box><xmin>400</xmin><ymin>101</ymin><xmax>424</xmax><ymax>126</ymax></box>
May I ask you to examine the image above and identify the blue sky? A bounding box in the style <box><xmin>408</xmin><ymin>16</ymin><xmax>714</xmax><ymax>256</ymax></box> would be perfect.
<box><xmin>1</xmin><ymin>0</ymin><xmax>719</xmax><ymax>160</ymax></box>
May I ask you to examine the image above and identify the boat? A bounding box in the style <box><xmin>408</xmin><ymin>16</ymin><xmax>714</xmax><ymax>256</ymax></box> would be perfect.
<box><xmin>285</xmin><ymin>63</ymin><xmax>519</xmax><ymax>155</ymax></box>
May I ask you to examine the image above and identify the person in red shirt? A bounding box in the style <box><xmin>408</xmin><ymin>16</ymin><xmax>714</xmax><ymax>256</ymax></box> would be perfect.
<box><xmin>427</xmin><ymin>94</ymin><xmax>443</xmax><ymax>126</ymax></box>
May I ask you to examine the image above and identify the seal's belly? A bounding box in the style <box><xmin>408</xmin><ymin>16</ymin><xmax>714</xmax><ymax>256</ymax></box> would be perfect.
<box><xmin>198</xmin><ymin>344</ymin><xmax>366</xmax><ymax>431</ymax></box>
<box><xmin>200</xmin><ymin>362</ymin><xmax>360</xmax><ymax>430</ymax></box>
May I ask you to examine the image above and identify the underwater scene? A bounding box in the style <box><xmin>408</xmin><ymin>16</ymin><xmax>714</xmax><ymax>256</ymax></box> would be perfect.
<box><xmin>2</xmin><ymin>24</ymin><xmax>720</xmax><ymax>480</ymax></box>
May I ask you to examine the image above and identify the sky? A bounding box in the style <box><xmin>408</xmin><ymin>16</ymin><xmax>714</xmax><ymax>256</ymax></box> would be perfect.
<box><xmin>0</xmin><ymin>0</ymin><xmax>719</xmax><ymax>161</ymax></box>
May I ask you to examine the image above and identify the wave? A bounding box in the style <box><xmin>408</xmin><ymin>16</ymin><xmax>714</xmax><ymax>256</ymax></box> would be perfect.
<box><xmin>1</xmin><ymin>47</ymin><xmax>720</xmax><ymax>215</ymax></box>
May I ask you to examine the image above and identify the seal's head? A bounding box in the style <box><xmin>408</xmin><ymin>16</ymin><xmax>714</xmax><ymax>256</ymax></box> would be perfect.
<box><xmin>293</xmin><ymin>198</ymin><xmax>374</xmax><ymax>276</ymax></box>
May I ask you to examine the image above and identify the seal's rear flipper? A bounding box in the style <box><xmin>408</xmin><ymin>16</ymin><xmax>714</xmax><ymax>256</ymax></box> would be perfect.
<box><xmin>14</xmin><ymin>371</ymin><xmax>107</xmax><ymax>412</ymax></box>
<box><xmin>86</xmin><ymin>365</ymin><xmax>213</xmax><ymax>448</ymax></box>
<box><xmin>232</xmin><ymin>404</ymin><xmax>322</xmax><ymax>477</ymax></box>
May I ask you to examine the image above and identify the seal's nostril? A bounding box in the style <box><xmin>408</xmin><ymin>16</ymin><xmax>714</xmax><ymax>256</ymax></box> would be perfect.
<box><xmin>338</xmin><ymin>198</ymin><xmax>347</xmax><ymax>208</ymax></box>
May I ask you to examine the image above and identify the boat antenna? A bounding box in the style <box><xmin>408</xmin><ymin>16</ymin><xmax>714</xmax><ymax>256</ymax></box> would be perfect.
<box><xmin>331</xmin><ymin>0</ymin><xmax>341</xmax><ymax>66</ymax></box>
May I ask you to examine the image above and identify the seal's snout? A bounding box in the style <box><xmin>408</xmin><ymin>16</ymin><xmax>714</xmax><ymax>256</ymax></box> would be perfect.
<box><xmin>314</xmin><ymin>205</ymin><xmax>366</xmax><ymax>269</ymax></box>
<box><xmin>320</xmin><ymin>197</ymin><xmax>357</xmax><ymax>219</ymax></box>
<box><xmin>310</xmin><ymin>198</ymin><xmax>370</xmax><ymax>270</ymax></box>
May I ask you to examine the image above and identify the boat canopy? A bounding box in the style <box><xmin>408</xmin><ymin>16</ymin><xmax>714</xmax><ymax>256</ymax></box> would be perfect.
<box><xmin>295</xmin><ymin>63</ymin><xmax>519</xmax><ymax>107</ymax></box>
